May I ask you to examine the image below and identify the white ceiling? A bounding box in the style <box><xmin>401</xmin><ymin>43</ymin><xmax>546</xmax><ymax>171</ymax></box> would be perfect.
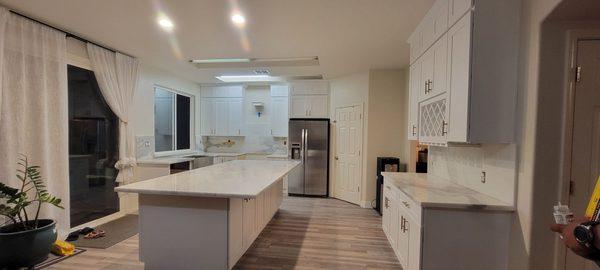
<box><xmin>0</xmin><ymin>0</ymin><xmax>434</xmax><ymax>83</ymax></box>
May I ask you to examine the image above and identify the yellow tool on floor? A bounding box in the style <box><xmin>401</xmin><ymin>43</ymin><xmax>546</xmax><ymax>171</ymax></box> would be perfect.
<box><xmin>51</xmin><ymin>240</ymin><xmax>75</xmax><ymax>256</ymax></box>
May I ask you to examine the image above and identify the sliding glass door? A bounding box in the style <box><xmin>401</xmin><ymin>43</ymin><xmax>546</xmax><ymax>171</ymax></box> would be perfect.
<box><xmin>68</xmin><ymin>65</ymin><xmax>119</xmax><ymax>227</ymax></box>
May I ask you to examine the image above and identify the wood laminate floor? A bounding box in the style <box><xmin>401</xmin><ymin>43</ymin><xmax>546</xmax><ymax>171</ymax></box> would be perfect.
<box><xmin>49</xmin><ymin>196</ymin><xmax>401</xmax><ymax>270</ymax></box>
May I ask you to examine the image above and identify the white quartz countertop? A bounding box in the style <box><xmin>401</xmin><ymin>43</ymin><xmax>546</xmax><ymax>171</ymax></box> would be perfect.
<box><xmin>137</xmin><ymin>152</ymin><xmax>246</xmax><ymax>165</ymax></box>
<box><xmin>116</xmin><ymin>160</ymin><xmax>300</xmax><ymax>198</ymax></box>
<box><xmin>382</xmin><ymin>172</ymin><xmax>514</xmax><ymax>211</ymax></box>
<box><xmin>266</xmin><ymin>153</ymin><xmax>289</xmax><ymax>159</ymax></box>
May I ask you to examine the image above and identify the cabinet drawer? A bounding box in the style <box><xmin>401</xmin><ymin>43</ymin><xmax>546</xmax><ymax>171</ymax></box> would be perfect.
<box><xmin>392</xmin><ymin>185</ymin><xmax>421</xmax><ymax>222</ymax></box>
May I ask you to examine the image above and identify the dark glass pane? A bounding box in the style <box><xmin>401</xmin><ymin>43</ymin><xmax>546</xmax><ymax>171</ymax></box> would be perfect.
<box><xmin>176</xmin><ymin>94</ymin><xmax>191</xmax><ymax>150</ymax></box>
<box><xmin>154</xmin><ymin>89</ymin><xmax>175</xmax><ymax>151</ymax></box>
<box><xmin>68</xmin><ymin>65</ymin><xmax>119</xmax><ymax>228</ymax></box>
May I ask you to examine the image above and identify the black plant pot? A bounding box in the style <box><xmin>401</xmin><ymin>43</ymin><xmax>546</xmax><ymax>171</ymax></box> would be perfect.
<box><xmin>0</xmin><ymin>219</ymin><xmax>57</xmax><ymax>268</ymax></box>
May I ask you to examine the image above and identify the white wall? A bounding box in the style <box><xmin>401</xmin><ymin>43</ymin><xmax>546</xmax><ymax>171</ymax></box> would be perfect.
<box><xmin>329</xmin><ymin>70</ymin><xmax>409</xmax><ymax>207</ymax></box>
<box><xmin>329</xmin><ymin>72</ymin><xmax>370</xmax><ymax>204</ymax></box>
<box><xmin>365</xmin><ymin>69</ymin><xmax>408</xmax><ymax>206</ymax></box>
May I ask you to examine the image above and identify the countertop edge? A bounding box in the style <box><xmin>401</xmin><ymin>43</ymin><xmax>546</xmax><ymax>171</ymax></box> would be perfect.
<box><xmin>382</xmin><ymin>172</ymin><xmax>515</xmax><ymax>212</ymax></box>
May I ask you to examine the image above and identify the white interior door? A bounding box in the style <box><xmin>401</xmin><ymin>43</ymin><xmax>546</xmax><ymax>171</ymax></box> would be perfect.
<box><xmin>333</xmin><ymin>105</ymin><xmax>362</xmax><ymax>205</ymax></box>
<box><xmin>567</xmin><ymin>40</ymin><xmax>600</xmax><ymax>270</ymax></box>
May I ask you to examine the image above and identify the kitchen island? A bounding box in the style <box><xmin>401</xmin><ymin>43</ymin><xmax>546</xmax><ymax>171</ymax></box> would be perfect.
<box><xmin>115</xmin><ymin>159</ymin><xmax>301</xmax><ymax>270</ymax></box>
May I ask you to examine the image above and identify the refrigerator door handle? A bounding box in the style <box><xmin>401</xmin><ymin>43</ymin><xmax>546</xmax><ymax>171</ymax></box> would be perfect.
<box><xmin>300</xmin><ymin>129</ymin><xmax>305</xmax><ymax>164</ymax></box>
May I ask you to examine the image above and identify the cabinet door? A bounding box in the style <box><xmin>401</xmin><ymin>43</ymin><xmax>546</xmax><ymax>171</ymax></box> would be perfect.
<box><xmin>228</xmin><ymin>98</ymin><xmax>243</xmax><ymax>136</ymax></box>
<box><xmin>432</xmin><ymin>0</ymin><xmax>449</xmax><ymax>41</ymax></box>
<box><xmin>290</xmin><ymin>96</ymin><xmax>308</xmax><ymax>118</ymax></box>
<box><xmin>418</xmin><ymin>93</ymin><xmax>448</xmax><ymax>146</ymax></box>
<box><xmin>447</xmin><ymin>13</ymin><xmax>472</xmax><ymax>143</ymax></box>
<box><xmin>228</xmin><ymin>198</ymin><xmax>243</xmax><ymax>267</ymax></box>
<box><xmin>308</xmin><ymin>95</ymin><xmax>329</xmax><ymax>118</ymax></box>
<box><xmin>255</xmin><ymin>192</ymin><xmax>264</xmax><ymax>236</ymax></box>
<box><xmin>242</xmin><ymin>198</ymin><xmax>256</xmax><ymax>250</ymax></box>
<box><xmin>420</xmin><ymin>48</ymin><xmax>434</xmax><ymax>101</ymax></box>
<box><xmin>449</xmin><ymin>0</ymin><xmax>472</xmax><ymax>26</ymax></box>
<box><xmin>382</xmin><ymin>187</ymin><xmax>392</xmax><ymax>234</ymax></box>
<box><xmin>408</xmin><ymin>29</ymin><xmax>422</xmax><ymax>64</ymax></box>
<box><xmin>389</xmin><ymin>196</ymin><xmax>399</xmax><ymax>251</ymax></box>
<box><xmin>419</xmin><ymin>36</ymin><xmax>448</xmax><ymax>101</ymax></box>
<box><xmin>271</xmin><ymin>97</ymin><xmax>289</xmax><ymax>136</ymax></box>
<box><xmin>214</xmin><ymin>99</ymin><xmax>229</xmax><ymax>136</ymax></box>
<box><xmin>407</xmin><ymin>214</ymin><xmax>422</xmax><ymax>270</ymax></box>
<box><xmin>396</xmin><ymin>212</ymin><xmax>409</xmax><ymax>269</ymax></box>
<box><xmin>201</xmin><ymin>99</ymin><xmax>215</xmax><ymax>135</ymax></box>
<box><xmin>408</xmin><ymin>61</ymin><xmax>421</xmax><ymax>140</ymax></box>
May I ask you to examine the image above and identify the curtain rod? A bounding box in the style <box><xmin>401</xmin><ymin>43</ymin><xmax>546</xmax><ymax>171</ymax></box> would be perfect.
<box><xmin>8</xmin><ymin>10</ymin><xmax>135</xmax><ymax>58</ymax></box>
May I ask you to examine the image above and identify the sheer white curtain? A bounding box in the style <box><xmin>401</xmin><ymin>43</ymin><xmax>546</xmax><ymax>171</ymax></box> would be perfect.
<box><xmin>0</xmin><ymin>7</ymin><xmax>8</xmax><ymax>122</ymax></box>
<box><xmin>86</xmin><ymin>43</ymin><xmax>139</xmax><ymax>184</ymax></box>
<box><xmin>0</xmin><ymin>11</ymin><xmax>69</xmax><ymax>231</ymax></box>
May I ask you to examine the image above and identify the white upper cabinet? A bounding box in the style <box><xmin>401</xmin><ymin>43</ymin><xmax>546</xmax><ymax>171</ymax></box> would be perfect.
<box><xmin>290</xmin><ymin>80</ymin><xmax>329</xmax><ymax>96</ymax></box>
<box><xmin>289</xmin><ymin>81</ymin><xmax>329</xmax><ymax>119</ymax></box>
<box><xmin>407</xmin><ymin>0</ymin><xmax>520</xmax><ymax>145</ymax></box>
<box><xmin>308</xmin><ymin>95</ymin><xmax>329</xmax><ymax>118</ymax></box>
<box><xmin>270</xmin><ymin>97</ymin><xmax>289</xmax><ymax>137</ymax></box>
<box><xmin>201</xmin><ymin>98</ymin><xmax>216</xmax><ymax>136</ymax></box>
<box><xmin>408</xmin><ymin>0</ymin><xmax>449</xmax><ymax>63</ymax></box>
<box><xmin>270</xmin><ymin>85</ymin><xmax>289</xmax><ymax>137</ymax></box>
<box><xmin>201</xmin><ymin>85</ymin><xmax>244</xmax><ymax>98</ymax></box>
<box><xmin>408</xmin><ymin>61</ymin><xmax>421</xmax><ymax>140</ymax></box>
<box><xmin>449</xmin><ymin>0</ymin><xmax>472</xmax><ymax>26</ymax></box>
<box><xmin>200</xmin><ymin>85</ymin><xmax>245</xmax><ymax>136</ymax></box>
<box><xmin>446</xmin><ymin>14</ymin><xmax>471</xmax><ymax>143</ymax></box>
<box><xmin>227</xmin><ymin>99</ymin><xmax>244</xmax><ymax>136</ymax></box>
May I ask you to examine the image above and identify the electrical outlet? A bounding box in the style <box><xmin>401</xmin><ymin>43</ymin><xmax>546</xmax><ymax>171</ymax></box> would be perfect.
<box><xmin>144</xmin><ymin>141</ymin><xmax>150</xmax><ymax>147</ymax></box>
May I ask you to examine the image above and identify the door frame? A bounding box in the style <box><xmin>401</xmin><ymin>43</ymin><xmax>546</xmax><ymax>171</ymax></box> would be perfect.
<box><xmin>557</xmin><ymin>29</ymin><xmax>600</xmax><ymax>270</ymax></box>
<box><xmin>331</xmin><ymin>103</ymin><xmax>364</xmax><ymax>206</ymax></box>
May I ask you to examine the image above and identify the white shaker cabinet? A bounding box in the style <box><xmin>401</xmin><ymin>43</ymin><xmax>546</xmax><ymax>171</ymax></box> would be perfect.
<box><xmin>449</xmin><ymin>0</ymin><xmax>472</xmax><ymax>26</ymax></box>
<box><xmin>201</xmin><ymin>98</ymin><xmax>244</xmax><ymax>136</ymax></box>
<box><xmin>406</xmin><ymin>0</ymin><xmax>519</xmax><ymax>145</ymax></box>
<box><xmin>419</xmin><ymin>35</ymin><xmax>448</xmax><ymax>102</ymax></box>
<box><xmin>407</xmin><ymin>61</ymin><xmax>421</xmax><ymax>140</ymax></box>
<box><xmin>382</xmin><ymin>180</ymin><xmax>510</xmax><ymax>270</ymax></box>
<box><xmin>289</xmin><ymin>95</ymin><xmax>329</xmax><ymax>118</ymax></box>
<box><xmin>289</xmin><ymin>81</ymin><xmax>329</xmax><ymax>119</ymax></box>
<box><xmin>270</xmin><ymin>97</ymin><xmax>289</xmax><ymax>136</ymax></box>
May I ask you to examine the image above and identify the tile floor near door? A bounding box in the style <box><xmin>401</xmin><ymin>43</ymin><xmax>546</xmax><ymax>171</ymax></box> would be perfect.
<box><xmin>49</xmin><ymin>197</ymin><xmax>401</xmax><ymax>270</ymax></box>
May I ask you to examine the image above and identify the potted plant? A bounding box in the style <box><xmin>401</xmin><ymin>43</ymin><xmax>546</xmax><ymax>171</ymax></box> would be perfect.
<box><xmin>0</xmin><ymin>155</ymin><xmax>63</xmax><ymax>268</ymax></box>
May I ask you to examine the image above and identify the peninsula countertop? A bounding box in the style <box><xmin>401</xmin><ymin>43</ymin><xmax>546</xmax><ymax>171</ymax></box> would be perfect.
<box><xmin>382</xmin><ymin>172</ymin><xmax>514</xmax><ymax>211</ymax></box>
<box><xmin>116</xmin><ymin>159</ymin><xmax>300</xmax><ymax>198</ymax></box>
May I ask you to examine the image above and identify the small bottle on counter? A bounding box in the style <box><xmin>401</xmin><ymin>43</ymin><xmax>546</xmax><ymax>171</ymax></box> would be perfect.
<box><xmin>553</xmin><ymin>202</ymin><xmax>573</xmax><ymax>225</ymax></box>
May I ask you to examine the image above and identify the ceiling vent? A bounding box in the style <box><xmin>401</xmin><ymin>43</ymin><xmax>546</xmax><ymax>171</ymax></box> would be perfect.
<box><xmin>254</xmin><ymin>69</ymin><xmax>270</xmax><ymax>75</ymax></box>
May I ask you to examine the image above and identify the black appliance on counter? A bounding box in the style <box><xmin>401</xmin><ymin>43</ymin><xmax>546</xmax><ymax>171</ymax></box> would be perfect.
<box><xmin>375</xmin><ymin>157</ymin><xmax>400</xmax><ymax>215</ymax></box>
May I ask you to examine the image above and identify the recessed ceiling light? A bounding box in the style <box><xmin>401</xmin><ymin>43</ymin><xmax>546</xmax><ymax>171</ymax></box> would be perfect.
<box><xmin>231</xmin><ymin>13</ymin><xmax>246</xmax><ymax>26</ymax></box>
<box><xmin>216</xmin><ymin>75</ymin><xmax>278</xmax><ymax>82</ymax></box>
<box><xmin>158</xmin><ymin>17</ymin><xmax>174</xmax><ymax>31</ymax></box>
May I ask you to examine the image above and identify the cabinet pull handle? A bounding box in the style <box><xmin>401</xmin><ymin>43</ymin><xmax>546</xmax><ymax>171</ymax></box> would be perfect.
<box><xmin>428</xmin><ymin>80</ymin><xmax>433</xmax><ymax>92</ymax></box>
<box><xmin>442</xmin><ymin>121</ymin><xmax>448</xmax><ymax>136</ymax></box>
<box><xmin>400</xmin><ymin>216</ymin><xmax>405</xmax><ymax>231</ymax></box>
<box><xmin>424</xmin><ymin>81</ymin><xmax>428</xmax><ymax>94</ymax></box>
<box><xmin>402</xmin><ymin>201</ymin><xmax>410</xmax><ymax>208</ymax></box>
<box><xmin>402</xmin><ymin>217</ymin><xmax>408</xmax><ymax>233</ymax></box>
<box><xmin>384</xmin><ymin>197</ymin><xmax>389</xmax><ymax>209</ymax></box>
<box><xmin>412</xmin><ymin>125</ymin><xmax>417</xmax><ymax>136</ymax></box>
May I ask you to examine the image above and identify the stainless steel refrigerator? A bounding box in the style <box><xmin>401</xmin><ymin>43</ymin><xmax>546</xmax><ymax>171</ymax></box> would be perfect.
<box><xmin>288</xmin><ymin>119</ymin><xmax>329</xmax><ymax>196</ymax></box>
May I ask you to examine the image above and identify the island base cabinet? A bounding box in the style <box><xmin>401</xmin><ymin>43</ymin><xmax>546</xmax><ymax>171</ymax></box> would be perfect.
<box><xmin>138</xmin><ymin>195</ymin><xmax>229</xmax><ymax>270</ymax></box>
<box><xmin>136</xmin><ymin>179</ymin><xmax>284</xmax><ymax>270</ymax></box>
<box><xmin>228</xmin><ymin>178</ymin><xmax>284</xmax><ymax>269</ymax></box>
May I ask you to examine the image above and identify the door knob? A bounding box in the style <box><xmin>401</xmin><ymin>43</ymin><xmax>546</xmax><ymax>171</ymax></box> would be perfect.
<box><xmin>335</xmin><ymin>156</ymin><xmax>339</xmax><ymax>160</ymax></box>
